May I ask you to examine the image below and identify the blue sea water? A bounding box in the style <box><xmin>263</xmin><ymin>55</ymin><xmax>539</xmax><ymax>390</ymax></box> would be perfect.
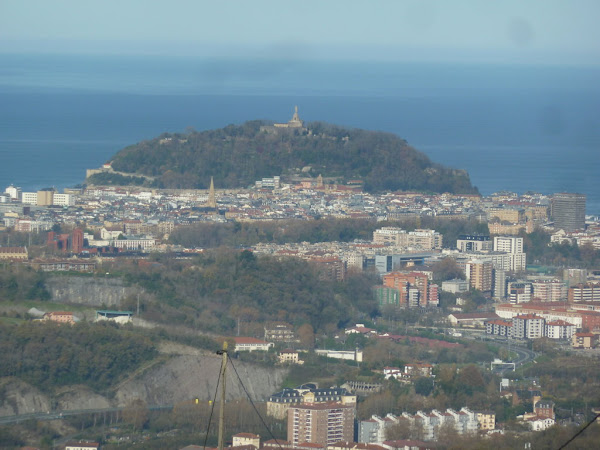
<box><xmin>0</xmin><ymin>54</ymin><xmax>599</xmax><ymax>214</ymax></box>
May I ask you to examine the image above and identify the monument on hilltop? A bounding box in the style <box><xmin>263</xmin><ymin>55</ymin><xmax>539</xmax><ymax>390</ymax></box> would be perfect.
<box><xmin>261</xmin><ymin>106</ymin><xmax>307</xmax><ymax>134</ymax></box>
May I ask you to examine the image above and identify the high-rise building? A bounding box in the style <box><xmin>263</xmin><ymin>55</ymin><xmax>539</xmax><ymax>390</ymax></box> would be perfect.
<box><xmin>493</xmin><ymin>236</ymin><xmax>527</xmax><ymax>271</ymax></box>
<box><xmin>288</xmin><ymin>403</ymin><xmax>355</xmax><ymax>447</ymax></box>
<box><xmin>465</xmin><ymin>260</ymin><xmax>493</xmax><ymax>293</ymax></box>
<box><xmin>492</xmin><ymin>269</ymin><xmax>507</xmax><ymax>300</ymax></box>
<box><xmin>552</xmin><ymin>193</ymin><xmax>586</xmax><ymax>232</ymax></box>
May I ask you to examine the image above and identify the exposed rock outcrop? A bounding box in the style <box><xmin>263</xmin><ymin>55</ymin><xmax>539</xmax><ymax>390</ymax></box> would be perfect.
<box><xmin>45</xmin><ymin>276</ymin><xmax>142</xmax><ymax>308</ymax></box>
<box><xmin>0</xmin><ymin>378</ymin><xmax>51</xmax><ymax>416</ymax></box>
<box><xmin>114</xmin><ymin>353</ymin><xmax>287</xmax><ymax>407</ymax></box>
<box><xmin>1</xmin><ymin>353</ymin><xmax>287</xmax><ymax>416</ymax></box>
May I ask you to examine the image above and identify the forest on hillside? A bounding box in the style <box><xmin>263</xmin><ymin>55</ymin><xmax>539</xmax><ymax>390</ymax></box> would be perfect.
<box><xmin>0</xmin><ymin>321</ymin><xmax>156</xmax><ymax>392</ymax></box>
<box><xmin>113</xmin><ymin>249</ymin><xmax>380</xmax><ymax>334</ymax></box>
<box><xmin>94</xmin><ymin>121</ymin><xmax>478</xmax><ymax>194</ymax></box>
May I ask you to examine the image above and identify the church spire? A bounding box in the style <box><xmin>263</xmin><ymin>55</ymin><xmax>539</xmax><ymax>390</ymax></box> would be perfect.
<box><xmin>208</xmin><ymin>176</ymin><xmax>216</xmax><ymax>209</ymax></box>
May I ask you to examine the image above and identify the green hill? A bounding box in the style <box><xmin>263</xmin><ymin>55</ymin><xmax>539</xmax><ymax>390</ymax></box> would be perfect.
<box><xmin>90</xmin><ymin>120</ymin><xmax>477</xmax><ymax>194</ymax></box>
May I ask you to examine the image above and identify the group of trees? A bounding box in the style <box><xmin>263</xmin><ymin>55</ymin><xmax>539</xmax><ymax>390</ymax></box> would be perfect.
<box><xmin>169</xmin><ymin>218</ymin><xmax>376</xmax><ymax>248</ymax></box>
<box><xmin>0</xmin><ymin>265</ymin><xmax>50</xmax><ymax>301</ymax></box>
<box><xmin>117</xmin><ymin>248</ymin><xmax>379</xmax><ymax>334</ymax></box>
<box><xmin>520</xmin><ymin>229</ymin><xmax>600</xmax><ymax>268</ymax></box>
<box><xmin>0</xmin><ymin>321</ymin><xmax>157</xmax><ymax>392</ymax></box>
<box><xmin>107</xmin><ymin>121</ymin><xmax>478</xmax><ymax>194</ymax></box>
<box><xmin>169</xmin><ymin>216</ymin><xmax>488</xmax><ymax>250</ymax></box>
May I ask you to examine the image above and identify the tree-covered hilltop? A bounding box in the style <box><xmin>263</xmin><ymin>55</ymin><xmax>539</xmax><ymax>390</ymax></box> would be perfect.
<box><xmin>94</xmin><ymin>121</ymin><xmax>478</xmax><ymax>194</ymax></box>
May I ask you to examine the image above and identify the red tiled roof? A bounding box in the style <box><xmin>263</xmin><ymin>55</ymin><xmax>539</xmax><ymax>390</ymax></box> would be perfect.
<box><xmin>514</xmin><ymin>314</ymin><xmax>543</xmax><ymax>320</ymax></box>
<box><xmin>546</xmin><ymin>320</ymin><xmax>574</xmax><ymax>326</ymax></box>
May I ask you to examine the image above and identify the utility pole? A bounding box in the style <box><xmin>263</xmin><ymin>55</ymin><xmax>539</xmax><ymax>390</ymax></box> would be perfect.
<box><xmin>217</xmin><ymin>341</ymin><xmax>228</xmax><ymax>450</ymax></box>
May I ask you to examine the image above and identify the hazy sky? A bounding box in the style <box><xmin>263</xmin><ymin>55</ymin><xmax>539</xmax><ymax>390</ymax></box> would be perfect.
<box><xmin>1</xmin><ymin>0</ymin><xmax>599</xmax><ymax>64</ymax></box>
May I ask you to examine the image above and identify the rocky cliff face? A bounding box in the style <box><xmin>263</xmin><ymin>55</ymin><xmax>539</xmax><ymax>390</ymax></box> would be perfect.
<box><xmin>115</xmin><ymin>352</ymin><xmax>287</xmax><ymax>407</ymax></box>
<box><xmin>0</xmin><ymin>379</ymin><xmax>51</xmax><ymax>416</ymax></box>
<box><xmin>0</xmin><ymin>350</ymin><xmax>287</xmax><ymax>416</ymax></box>
<box><xmin>45</xmin><ymin>276</ymin><xmax>142</xmax><ymax>308</ymax></box>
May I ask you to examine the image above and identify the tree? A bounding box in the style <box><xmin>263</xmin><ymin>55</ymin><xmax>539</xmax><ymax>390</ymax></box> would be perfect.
<box><xmin>432</xmin><ymin>257</ymin><xmax>465</xmax><ymax>282</ymax></box>
<box><xmin>385</xmin><ymin>419</ymin><xmax>411</xmax><ymax>440</ymax></box>
<box><xmin>414</xmin><ymin>377</ymin><xmax>434</xmax><ymax>397</ymax></box>
<box><xmin>297</xmin><ymin>323</ymin><xmax>315</xmax><ymax>349</ymax></box>
<box><xmin>123</xmin><ymin>399</ymin><xmax>149</xmax><ymax>431</ymax></box>
<box><xmin>436</xmin><ymin>421</ymin><xmax>460</xmax><ymax>447</ymax></box>
<box><xmin>410</xmin><ymin>420</ymin><xmax>426</xmax><ymax>441</ymax></box>
<box><xmin>457</xmin><ymin>365</ymin><xmax>485</xmax><ymax>395</ymax></box>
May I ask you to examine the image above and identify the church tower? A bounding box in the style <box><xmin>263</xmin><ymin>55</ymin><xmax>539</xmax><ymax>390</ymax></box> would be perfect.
<box><xmin>287</xmin><ymin>105</ymin><xmax>304</xmax><ymax>128</ymax></box>
<box><xmin>208</xmin><ymin>176</ymin><xmax>217</xmax><ymax>209</ymax></box>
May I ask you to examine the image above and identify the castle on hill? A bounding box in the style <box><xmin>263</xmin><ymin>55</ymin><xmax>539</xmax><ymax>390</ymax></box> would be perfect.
<box><xmin>260</xmin><ymin>106</ymin><xmax>308</xmax><ymax>134</ymax></box>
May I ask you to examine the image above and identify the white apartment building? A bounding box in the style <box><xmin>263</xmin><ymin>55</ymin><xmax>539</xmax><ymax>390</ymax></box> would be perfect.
<box><xmin>4</xmin><ymin>185</ymin><xmax>21</xmax><ymax>201</ymax></box>
<box><xmin>408</xmin><ymin>229</ymin><xmax>443</xmax><ymax>250</ymax></box>
<box><xmin>460</xmin><ymin>251</ymin><xmax>526</xmax><ymax>272</ymax></box>
<box><xmin>442</xmin><ymin>279</ymin><xmax>469</xmax><ymax>294</ymax></box>
<box><xmin>494</xmin><ymin>236</ymin><xmax>524</xmax><ymax>254</ymax></box>
<box><xmin>109</xmin><ymin>237</ymin><xmax>156</xmax><ymax>250</ymax></box>
<box><xmin>512</xmin><ymin>314</ymin><xmax>545</xmax><ymax>339</ymax></box>
<box><xmin>53</xmin><ymin>193</ymin><xmax>75</xmax><ymax>206</ymax></box>
<box><xmin>388</xmin><ymin>408</ymin><xmax>478</xmax><ymax>441</ymax></box>
<box><xmin>21</xmin><ymin>192</ymin><xmax>38</xmax><ymax>205</ymax></box>
<box><xmin>545</xmin><ymin>320</ymin><xmax>576</xmax><ymax>340</ymax></box>
<box><xmin>373</xmin><ymin>227</ymin><xmax>442</xmax><ymax>250</ymax></box>
<box><xmin>456</xmin><ymin>234</ymin><xmax>492</xmax><ymax>252</ymax></box>
<box><xmin>508</xmin><ymin>282</ymin><xmax>532</xmax><ymax>304</ymax></box>
<box><xmin>532</xmin><ymin>280</ymin><xmax>568</xmax><ymax>302</ymax></box>
<box><xmin>495</xmin><ymin>303</ymin><xmax>584</xmax><ymax>329</ymax></box>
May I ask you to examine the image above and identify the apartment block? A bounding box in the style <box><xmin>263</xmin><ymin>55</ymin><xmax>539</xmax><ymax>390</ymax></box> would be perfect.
<box><xmin>465</xmin><ymin>260</ymin><xmax>492</xmax><ymax>293</ymax></box>
<box><xmin>287</xmin><ymin>403</ymin><xmax>355</xmax><ymax>447</ymax></box>
<box><xmin>568</xmin><ymin>283</ymin><xmax>600</xmax><ymax>303</ymax></box>
<box><xmin>512</xmin><ymin>314</ymin><xmax>545</xmax><ymax>339</ymax></box>
<box><xmin>456</xmin><ymin>234</ymin><xmax>492</xmax><ymax>252</ymax></box>
<box><xmin>531</xmin><ymin>280</ymin><xmax>567</xmax><ymax>302</ymax></box>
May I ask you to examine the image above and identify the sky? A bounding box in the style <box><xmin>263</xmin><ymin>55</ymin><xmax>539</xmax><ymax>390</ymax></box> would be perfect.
<box><xmin>1</xmin><ymin>0</ymin><xmax>599</xmax><ymax>64</ymax></box>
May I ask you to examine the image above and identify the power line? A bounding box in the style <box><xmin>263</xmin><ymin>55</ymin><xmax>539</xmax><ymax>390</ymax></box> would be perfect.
<box><xmin>557</xmin><ymin>412</ymin><xmax>600</xmax><ymax>450</ymax></box>
<box><xmin>227</xmin><ymin>354</ymin><xmax>283</xmax><ymax>450</ymax></box>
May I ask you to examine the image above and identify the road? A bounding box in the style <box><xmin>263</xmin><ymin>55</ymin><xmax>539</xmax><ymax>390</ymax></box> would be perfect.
<box><xmin>454</xmin><ymin>329</ymin><xmax>537</xmax><ymax>373</ymax></box>
<box><xmin>0</xmin><ymin>405</ymin><xmax>172</xmax><ymax>426</ymax></box>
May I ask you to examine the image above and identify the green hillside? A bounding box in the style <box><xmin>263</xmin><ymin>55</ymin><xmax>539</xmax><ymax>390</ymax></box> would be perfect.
<box><xmin>91</xmin><ymin>121</ymin><xmax>478</xmax><ymax>194</ymax></box>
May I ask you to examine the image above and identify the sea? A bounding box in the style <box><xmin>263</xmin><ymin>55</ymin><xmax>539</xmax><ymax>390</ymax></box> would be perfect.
<box><xmin>1</xmin><ymin>53</ymin><xmax>599</xmax><ymax>214</ymax></box>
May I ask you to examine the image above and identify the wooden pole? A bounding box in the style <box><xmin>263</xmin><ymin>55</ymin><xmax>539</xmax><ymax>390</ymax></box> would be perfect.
<box><xmin>217</xmin><ymin>341</ymin><xmax>228</xmax><ymax>450</ymax></box>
